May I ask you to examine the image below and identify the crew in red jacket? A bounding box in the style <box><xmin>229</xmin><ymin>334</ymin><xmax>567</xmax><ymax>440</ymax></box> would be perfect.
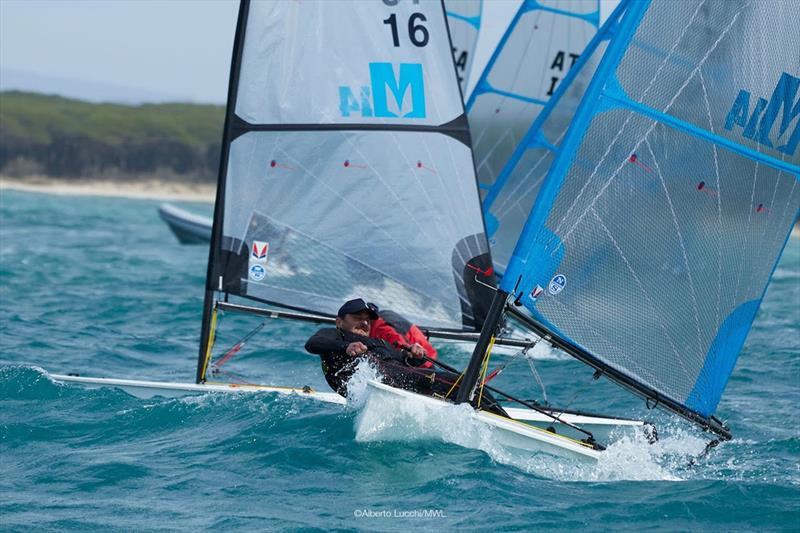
<box><xmin>368</xmin><ymin>307</ymin><xmax>438</xmax><ymax>369</ymax></box>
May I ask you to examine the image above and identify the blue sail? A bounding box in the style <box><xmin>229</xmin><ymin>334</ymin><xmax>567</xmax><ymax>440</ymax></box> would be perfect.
<box><xmin>466</xmin><ymin>0</ymin><xmax>601</xmax><ymax>263</ymax></box>
<box><xmin>502</xmin><ymin>0</ymin><xmax>800</xmax><ymax>423</ymax></box>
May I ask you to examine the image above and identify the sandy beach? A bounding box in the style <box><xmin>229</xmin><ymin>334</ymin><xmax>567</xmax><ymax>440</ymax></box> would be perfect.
<box><xmin>2</xmin><ymin>174</ymin><xmax>797</xmax><ymax>240</ymax></box>
<box><xmin>0</xmin><ymin>176</ymin><xmax>216</xmax><ymax>203</ymax></box>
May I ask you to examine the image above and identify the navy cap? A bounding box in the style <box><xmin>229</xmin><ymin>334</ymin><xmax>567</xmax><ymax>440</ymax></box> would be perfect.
<box><xmin>337</xmin><ymin>298</ymin><xmax>379</xmax><ymax>319</ymax></box>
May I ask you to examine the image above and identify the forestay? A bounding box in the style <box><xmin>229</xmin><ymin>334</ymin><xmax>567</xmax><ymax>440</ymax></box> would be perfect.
<box><xmin>501</xmin><ymin>0</ymin><xmax>800</xmax><ymax>430</ymax></box>
<box><xmin>201</xmin><ymin>0</ymin><xmax>493</xmax><ymax>355</ymax></box>
<box><xmin>466</xmin><ymin>0</ymin><xmax>600</xmax><ymax>264</ymax></box>
<box><xmin>444</xmin><ymin>0</ymin><xmax>482</xmax><ymax>96</ymax></box>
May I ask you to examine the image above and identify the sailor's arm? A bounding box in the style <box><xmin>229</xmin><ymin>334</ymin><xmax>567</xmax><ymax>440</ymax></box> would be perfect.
<box><xmin>305</xmin><ymin>329</ymin><xmax>348</xmax><ymax>355</ymax></box>
<box><xmin>305</xmin><ymin>329</ymin><xmax>368</xmax><ymax>357</ymax></box>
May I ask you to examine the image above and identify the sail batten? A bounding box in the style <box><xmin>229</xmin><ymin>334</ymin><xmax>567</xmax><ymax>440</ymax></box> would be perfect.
<box><xmin>497</xmin><ymin>0</ymin><xmax>800</xmax><ymax>433</ymax></box>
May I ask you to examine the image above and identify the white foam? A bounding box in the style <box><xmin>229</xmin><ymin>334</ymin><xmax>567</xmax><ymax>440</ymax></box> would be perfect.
<box><xmin>344</xmin><ymin>360</ymin><xmax>383</xmax><ymax>410</ymax></box>
<box><xmin>353</xmin><ymin>381</ymin><xmax>713</xmax><ymax>481</ymax></box>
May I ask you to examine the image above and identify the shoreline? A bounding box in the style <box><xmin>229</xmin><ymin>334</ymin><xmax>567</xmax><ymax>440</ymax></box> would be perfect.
<box><xmin>2</xmin><ymin>175</ymin><xmax>798</xmax><ymax>240</ymax></box>
<box><xmin>0</xmin><ymin>176</ymin><xmax>215</xmax><ymax>202</ymax></box>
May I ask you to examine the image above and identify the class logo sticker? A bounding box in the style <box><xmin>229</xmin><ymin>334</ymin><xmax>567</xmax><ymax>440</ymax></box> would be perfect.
<box><xmin>724</xmin><ymin>72</ymin><xmax>799</xmax><ymax>157</ymax></box>
<box><xmin>249</xmin><ymin>264</ymin><xmax>266</xmax><ymax>281</ymax></box>
<box><xmin>251</xmin><ymin>241</ymin><xmax>269</xmax><ymax>262</ymax></box>
<box><xmin>529</xmin><ymin>284</ymin><xmax>544</xmax><ymax>302</ymax></box>
<box><xmin>248</xmin><ymin>240</ymin><xmax>269</xmax><ymax>281</ymax></box>
<box><xmin>548</xmin><ymin>274</ymin><xmax>566</xmax><ymax>296</ymax></box>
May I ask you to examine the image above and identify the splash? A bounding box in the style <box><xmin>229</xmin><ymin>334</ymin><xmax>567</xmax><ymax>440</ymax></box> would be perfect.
<box><xmin>343</xmin><ymin>360</ymin><xmax>383</xmax><ymax>410</ymax></box>
<box><xmin>352</xmin><ymin>378</ymin><xmax>715</xmax><ymax>481</ymax></box>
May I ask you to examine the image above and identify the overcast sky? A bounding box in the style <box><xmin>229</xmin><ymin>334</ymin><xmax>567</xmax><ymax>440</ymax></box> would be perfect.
<box><xmin>0</xmin><ymin>0</ymin><xmax>615</xmax><ymax>104</ymax></box>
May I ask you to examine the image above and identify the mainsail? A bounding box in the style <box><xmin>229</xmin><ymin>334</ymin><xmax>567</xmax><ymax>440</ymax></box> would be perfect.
<box><xmin>480</xmin><ymin>0</ymin><xmax>799</xmax><ymax>436</ymax></box>
<box><xmin>198</xmin><ymin>0</ymin><xmax>494</xmax><ymax>382</ymax></box>
<box><xmin>444</xmin><ymin>0</ymin><xmax>483</xmax><ymax>95</ymax></box>
<box><xmin>466</xmin><ymin>0</ymin><xmax>601</xmax><ymax>254</ymax></box>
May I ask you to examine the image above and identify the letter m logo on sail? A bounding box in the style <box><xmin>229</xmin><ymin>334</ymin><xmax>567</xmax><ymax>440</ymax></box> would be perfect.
<box><xmin>370</xmin><ymin>62</ymin><xmax>426</xmax><ymax>118</ymax></box>
<box><xmin>724</xmin><ymin>72</ymin><xmax>800</xmax><ymax>156</ymax></box>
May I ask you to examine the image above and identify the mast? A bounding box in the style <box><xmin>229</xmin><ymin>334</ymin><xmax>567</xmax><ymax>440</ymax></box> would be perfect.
<box><xmin>197</xmin><ymin>0</ymin><xmax>250</xmax><ymax>383</ymax></box>
<box><xmin>455</xmin><ymin>289</ymin><xmax>508</xmax><ymax>404</ymax></box>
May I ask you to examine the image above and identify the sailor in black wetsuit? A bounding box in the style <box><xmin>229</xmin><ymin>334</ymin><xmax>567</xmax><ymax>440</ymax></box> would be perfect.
<box><xmin>304</xmin><ymin>298</ymin><xmax>507</xmax><ymax>417</ymax></box>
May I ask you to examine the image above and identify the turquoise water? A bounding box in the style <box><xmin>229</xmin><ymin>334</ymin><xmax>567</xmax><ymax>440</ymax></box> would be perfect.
<box><xmin>1</xmin><ymin>189</ymin><xmax>798</xmax><ymax>531</ymax></box>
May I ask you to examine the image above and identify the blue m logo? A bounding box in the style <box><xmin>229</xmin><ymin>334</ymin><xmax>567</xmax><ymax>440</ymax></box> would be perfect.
<box><xmin>724</xmin><ymin>72</ymin><xmax>800</xmax><ymax>157</ymax></box>
<box><xmin>339</xmin><ymin>62</ymin><xmax>426</xmax><ymax>119</ymax></box>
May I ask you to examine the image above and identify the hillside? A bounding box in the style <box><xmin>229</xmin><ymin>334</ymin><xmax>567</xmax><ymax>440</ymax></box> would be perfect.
<box><xmin>0</xmin><ymin>91</ymin><xmax>224</xmax><ymax>182</ymax></box>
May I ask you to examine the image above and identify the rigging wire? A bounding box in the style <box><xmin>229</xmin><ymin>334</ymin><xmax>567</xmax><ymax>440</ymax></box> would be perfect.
<box><xmin>476</xmin><ymin>336</ymin><xmax>496</xmax><ymax>408</ymax></box>
<box><xmin>421</xmin><ymin>354</ymin><xmax>598</xmax><ymax>442</ymax></box>
<box><xmin>198</xmin><ymin>308</ymin><xmax>220</xmax><ymax>382</ymax></box>
<box><xmin>213</xmin><ymin>318</ymin><xmax>270</xmax><ymax>369</ymax></box>
<box><xmin>525</xmin><ymin>350</ymin><xmax>548</xmax><ymax>405</ymax></box>
<box><xmin>211</xmin><ymin>367</ymin><xmax>258</xmax><ymax>385</ymax></box>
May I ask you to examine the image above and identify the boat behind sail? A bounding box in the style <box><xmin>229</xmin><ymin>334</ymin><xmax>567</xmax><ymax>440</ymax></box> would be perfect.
<box><xmin>498</xmin><ymin>0</ymin><xmax>800</xmax><ymax>435</ymax></box>
<box><xmin>479</xmin><ymin>2</ymin><xmax>626</xmax><ymax>272</ymax></box>
<box><xmin>199</xmin><ymin>0</ymin><xmax>495</xmax><ymax>380</ymax></box>
<box><xmin>444</xmin><ymin>0</ymin><xmax>482</xmax><ymax>96</ymax></box>
<box><xmin>466</xmin><ymin>0</ymin><xmax>601</xmax><ymax>237</ymax></box>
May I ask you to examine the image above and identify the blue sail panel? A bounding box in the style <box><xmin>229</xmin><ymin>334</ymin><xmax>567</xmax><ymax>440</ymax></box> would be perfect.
<box><xmin>502</xmin><ymin>0</ymin><xmax>800</xmax><ymax>424</ymax></box>
<box><xmin>686</xmin><ymin>299</ymin><xmax>760</xmax><ymax>416</ymax></box>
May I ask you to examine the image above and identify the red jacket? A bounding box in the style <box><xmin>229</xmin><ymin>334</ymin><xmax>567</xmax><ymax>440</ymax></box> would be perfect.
<box><xmin>369</xmin><ymin>312</ymin><xmax>438</xmax><ymax>369</ymax></box>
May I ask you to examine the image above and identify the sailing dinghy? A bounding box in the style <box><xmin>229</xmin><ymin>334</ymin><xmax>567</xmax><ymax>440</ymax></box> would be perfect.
<box><xmin>52</xmin><ymin>0</ymin><xmax>646</xmax><ymax>462</ymax></box>
<box><xmin>452</xmin><ymin>0</ymin><xmax>800</xmax><ymax>446</ymax></box>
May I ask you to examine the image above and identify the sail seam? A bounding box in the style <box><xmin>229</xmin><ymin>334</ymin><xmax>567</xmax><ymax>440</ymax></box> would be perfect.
<box><xmin>559</xmin><ymin>1</ymin><xmax>746</xmax><ymax>244</ymax></box>
<box><xmin>644</xmin><ymin>139</ymin><xmax>705</xmax><ymax>365</ymax></box>
<box><xmin>556</xmin><ymin>0</ymin><xmax>708</xmax><ymax>240</ymax></box>
<box><xmin>589</xmin><ymin>207</ymin><xmax>694</xmax><ymax>386</ymax></box>
<box><xmin>698</xmin><ymin>69</ymin><xmax>723</xmax><ymax>330</ymax></box>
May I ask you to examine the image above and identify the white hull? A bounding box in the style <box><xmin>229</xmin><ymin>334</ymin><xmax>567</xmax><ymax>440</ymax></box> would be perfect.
<box><xmin>361</xmin><ymin>380</ymin><xmax>602</xmax><ymax>461</ymax></box>
<box><xmin>504</xmin><ymin>406</ymin><xmax>643</xmax><ymax>442</ymax></box>
<box><xmin>49</xmin><ymin>374</ymin><xmax>346</xmax><ymax>404</ymax></box>
<box><xmin>50</xmin><ymin>373</ymin><xmax>641</xmax><ymax>448</ymax></box>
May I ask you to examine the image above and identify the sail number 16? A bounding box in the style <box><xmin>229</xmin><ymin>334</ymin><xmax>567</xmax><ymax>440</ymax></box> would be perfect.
<box><xmin>383</xmin><ymin>13</ymin><xmax>429</xmax><ymax>47</ymax></box>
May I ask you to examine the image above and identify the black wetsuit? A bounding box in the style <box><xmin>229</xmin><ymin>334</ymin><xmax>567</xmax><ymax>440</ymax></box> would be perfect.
<box><xmin>304</xmin><ymin>327</ymin><xmax>507</xmax><ymax>417</ymax></box>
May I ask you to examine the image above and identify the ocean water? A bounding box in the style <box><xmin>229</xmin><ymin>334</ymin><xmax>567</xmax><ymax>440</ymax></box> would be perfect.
<box><xmin>1</xmin><ymin>189</ymin><xmax>798</xmax><ymax>531</ymax></box>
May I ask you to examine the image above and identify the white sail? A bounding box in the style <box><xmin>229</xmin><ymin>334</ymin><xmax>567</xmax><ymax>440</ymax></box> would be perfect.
<box><xmin>203</xmin><ymin>0</ymin><xmax>493</xmax><ymax>335</ymax></box>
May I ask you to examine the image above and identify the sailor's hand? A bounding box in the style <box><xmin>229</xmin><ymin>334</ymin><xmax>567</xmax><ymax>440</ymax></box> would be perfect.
<box><xmin>346</xmin><ymin>342</ymin><xmax>368</xmax><ymax>356</ymax></box>
<box><xmin>408</xmin><ymin>343</ymin><xmax>427</xmax><ymax>358</ymax></box>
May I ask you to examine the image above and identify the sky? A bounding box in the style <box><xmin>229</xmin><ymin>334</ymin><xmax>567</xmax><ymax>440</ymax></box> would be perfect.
<box><xmin>0</xmin><ymin>0</ymin><xmax>615</xmax><ymax>105</ymax></box>
<box><xmin>0</xmin><ymin>0</ymin><xmax>239</xmax><ymax>103</ymax></box>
